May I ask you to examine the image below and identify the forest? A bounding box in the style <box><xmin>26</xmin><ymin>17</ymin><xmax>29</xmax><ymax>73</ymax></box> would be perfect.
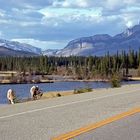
<box><xmin>0</xmin><ymin>50</ymin><xmax>140</xmax><ymax>83</ymax></box>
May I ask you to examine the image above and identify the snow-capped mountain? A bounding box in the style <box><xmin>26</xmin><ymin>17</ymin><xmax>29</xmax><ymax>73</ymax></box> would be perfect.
<box><xmin>0</xmin><ymin>39</ymin><xmax>42</xmax><ymax>55</ymax></box>
<box><xmin>0</xmin><ymin>46</ymin><xmax>39</xmax><ymax>56</ymax></box>
<box><xmin>44</xmin><ymin>24</ymin><xmax>140</xmax><ymax>57</ymax></box>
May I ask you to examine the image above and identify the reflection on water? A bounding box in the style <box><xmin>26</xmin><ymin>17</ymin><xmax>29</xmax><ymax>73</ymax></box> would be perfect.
<box><xmin>0</xmin><ymin>81</ymin><xmax>140</xmax><ymax>104</ymax></box>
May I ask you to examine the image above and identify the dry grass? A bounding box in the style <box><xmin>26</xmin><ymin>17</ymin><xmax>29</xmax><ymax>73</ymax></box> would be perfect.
<box><xmin>128</xmin><ymin>77</ymin><xmax>140</xmax><ymax>80</ymax></box>
<box><xmin>0</xmin><ymin>71</ymin><xmax>17</xmax><ymax>74</ymax></box>
<box><xmin>0</xmin><ymin>71</ymin><xmax>17</xmax><ymax>76</ymax></box>
<box><xmin>42</xmin><ymin>90</ymin><xmax>74</xmax><ymax>99</ymax></box>
<box><xmin>0</xmin><ymin>80</ymin><xmax>11</xmax><ymax>84</ymax></box>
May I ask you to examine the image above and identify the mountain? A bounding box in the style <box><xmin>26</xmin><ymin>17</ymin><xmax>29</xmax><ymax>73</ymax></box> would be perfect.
<box><xmin>0</xmin><ymin>39</ymin><xmax>42</xmax><ymax>56</ymax></box>
<box><xmin>42</xmin><ymin>49</ymin><xmax>59</xmax><ymax>56</ymax></box>
<box><xmin>0</xmin><ymin>46</ymin><xmax>38</xmax><ymax>56</ymax></box>
<box><xmin>45</xmin><ymin>24</ymin><xmax>140</xmax><ymax>57</ymax></box>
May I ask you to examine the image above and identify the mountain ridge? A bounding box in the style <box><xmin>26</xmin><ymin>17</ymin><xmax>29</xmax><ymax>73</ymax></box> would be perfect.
<box><xmin>0</xmin><ymin>39</ymin><xmax>42</xmax><ymax>56</ymax></box>
<box><xmin>44</xmin><ymin>24</ymin><xmax>140</xmax><ymax>56</ymax></box>
<box><xmin>0</xmin><ymin>46</ymin><xmax>38</xmax><ymax>56</ymax></box>
<box><xmin>1</xmin><ymin>24</ymin><xmax>140</xmax><ymax>57</ymax></box>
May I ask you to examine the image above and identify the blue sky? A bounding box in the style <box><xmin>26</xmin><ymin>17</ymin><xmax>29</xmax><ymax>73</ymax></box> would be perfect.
<box><xmin>0</xmin><ymin>0</ymin><xmax>140</xmax><ymax>50</ymax></box>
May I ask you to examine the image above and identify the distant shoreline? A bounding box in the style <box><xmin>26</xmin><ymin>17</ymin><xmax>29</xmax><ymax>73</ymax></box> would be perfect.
<box><xmin>0</xmin><ymin>77</ymin><xmax>140</xmax><ymax>85</ymax></box>
<box><xmin>0</xmin><ymin>79</ymin><xmax>110</xmax><ymax>85</ymax></box>
<box><xmin>0</xmin><ymin>79</ymin><xmax>54</xmax><ymax>85</ymax></box>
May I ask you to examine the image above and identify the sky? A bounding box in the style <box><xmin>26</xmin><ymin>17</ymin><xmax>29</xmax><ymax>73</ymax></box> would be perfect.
<box><xmin>0</xmin><ymin>0</ymin><xmax>140</xmax><ymax>50</ymax></box>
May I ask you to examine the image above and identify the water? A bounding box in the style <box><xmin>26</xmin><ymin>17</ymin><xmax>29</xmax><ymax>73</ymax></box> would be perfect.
<box><xmin>0</xmin><ymin>81</ymin><xmax>140</xmax><ymax>104</ymax></box>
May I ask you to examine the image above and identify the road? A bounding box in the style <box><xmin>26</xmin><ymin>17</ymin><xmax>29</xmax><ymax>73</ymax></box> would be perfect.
<box><xmin>0</xmin><ymin>84</ymin><xmax>140</xmax><ymax>140</ymax></box>
<box><xmin>72</xmin><ymin>113</ymin><xmax>140</xmax><ymax>140</ymax></box>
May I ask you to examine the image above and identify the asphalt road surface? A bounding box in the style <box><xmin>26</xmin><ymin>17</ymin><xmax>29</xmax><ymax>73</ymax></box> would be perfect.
<box><xmin>72</xmin><ymin>113</ymin><xmax>140</xmax><ymax>140</ymax></box>
<box><xmin>0</xmin><ymin>84</ymin><xmax>140</xmax><ymax>140</ymax></box>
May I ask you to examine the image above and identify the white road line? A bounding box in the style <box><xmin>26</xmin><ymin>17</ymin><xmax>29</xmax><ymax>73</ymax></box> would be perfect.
<box><xmin>0</xmin><ymin>88</ymin><xmax>140</xmax><ymax>119</ymax></box>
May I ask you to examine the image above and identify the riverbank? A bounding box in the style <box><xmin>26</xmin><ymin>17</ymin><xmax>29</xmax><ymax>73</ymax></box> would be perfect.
<box><xmin>42</xmin><ymin>90</ymin><xmax>74</xmax><ymax>99</ymax></box>
<box><xmin>0</xmin><ymin>81</ymin><xmax>139</xmax><ymax>105</ymax></box>
<box><xmin>0</xmin><ymin>79</ymin><xmax>54</xmax><ymax>84</ymax></box>
<box><xmin>1</xmin><ymin>80</ymin><xmax>140</xmax><ymax>104</ymax></box>
<box><xmin>19</xmin><ymin>89</ymin><xmax>93</xmax><ymax>103</ymax></box>
<box><xmin>124</xmin><ymin>77</ymin><xmax>140</xmax><ymax>81</ymax></box>
<box><xmin>22</xmin><ymin>83</ymin><xmax>140</xmax><ymax>103</ymax></box>
<box><xmin>0</xmin><ymin>76</ymin><xmax>109</xmax><ymax>84</ymax></box>
<box><xmin>1</xmin><ymin>77</ymin><xmax>140</xmax><ymax>85</ymax></box>
<box><xmin>0</xmin><ymin>73</ymin><xmax>109</xmax><ymax>84</ymax></box>
<box><xmin>0</xmin><ymin>70</ymin><xmax>140</xmax><ymax>84</ymax></box>
<box><xmin>17</xmin><ymin>90</ymin><xmax>75</xmax><ymax>104</ymax></box>
<box><xmin>0</xmin><ymin>78</ymin><xmax>109</xmax><ymax>84</ymax></box>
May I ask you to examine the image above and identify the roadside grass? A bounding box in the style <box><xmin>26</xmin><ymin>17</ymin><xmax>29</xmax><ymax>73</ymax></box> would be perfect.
<box><xmin>18</xmin><ymin>88</ymin><xmax>93</xmax><ymax>103</ymax></box>
<box><xmin>41</xmin><ymin>88</ymin><xmax>93</xmax><ymax>101</ymax></box>
<box><xmin>42</xmin><ymin>90</ymin><xmax>74</xmax><ymax>99</ymax></box>
<box><xmin>74</xmin><ymin>87</ymin><xmax>93</xmax><ymax>94</ymax></box>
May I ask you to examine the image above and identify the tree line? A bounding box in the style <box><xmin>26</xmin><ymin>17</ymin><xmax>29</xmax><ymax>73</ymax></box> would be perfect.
<box><xmin>0</xmin><ymin>49</ymin><xmax>140</xmax><ymax>80</ymax></box>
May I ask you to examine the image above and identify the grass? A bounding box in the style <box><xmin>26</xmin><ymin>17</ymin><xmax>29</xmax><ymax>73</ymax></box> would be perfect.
<box><xmin>41</xmin><ymin>88</ymin><xmax>93</xmax><ymax>101</ymax></box>
<box><xmin>42</xmin><ymin>90</ymin><xmax>74</xmax><ymax>99</ymax></box>
<box><xmin>74</xmin><ymin>87</ymin><xmax>93</xmax><ymax>94</ymax></box>
<box><xmin>19</xmin><ymin>88</ymin><xmax>93</xmax><ymax>102</ymax></box>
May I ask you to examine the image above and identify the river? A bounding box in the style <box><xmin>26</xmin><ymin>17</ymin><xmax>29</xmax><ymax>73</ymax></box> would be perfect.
<box><xmin>0</xmin><ymin>81</ymin><xmax>140</xmax><ymax>104</ymax></box>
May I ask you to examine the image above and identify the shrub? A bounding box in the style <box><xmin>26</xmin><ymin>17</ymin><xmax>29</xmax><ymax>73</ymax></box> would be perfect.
<box><xmin>110</xmin><ymin>73</ymin><xmax>121</xmax><ymax>88</ymax></box>
<box><xmin>74</xmin><ymin>87</ymin><xmax>93</xmax><ymax>94</ymax></box>
<box><xmin>13</xmin><ymin>95</ymin><xmax>21</xmax><ymax>103</ymax></box>
<box><xmin>56</xmin><ymin>93</ymin><xmax>61</xmax><ymax>97</ymax></box>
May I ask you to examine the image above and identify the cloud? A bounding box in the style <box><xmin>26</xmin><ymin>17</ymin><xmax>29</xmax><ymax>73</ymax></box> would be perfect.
<box><xmin>39</xmin><ymin>0</ymin><xmax>140</xmax><ymax>29</ymax></box>
<box><xmin>0</xmin><ymin>9</ymin><xmax>5</xmax><ymax>17</ymax></box>
<box><xmin>39</xmin><ymin>7</ymin><xmax>102</xmax><ymax>26</ymax></box>
<box><xmin>0</xmin><ymin>0</ymin><xmax>52</xmax><ymax>10</ymax></box>
<box><xmin>0</xmin><ymin>31</ymin><xmax>4</xmax><ymax>38</ymax></box>
<box><xmin>0</xmin><ymin>0</ymin><xmax>140</xmax><ymax>50</ymax></box>
<box><xmin>52</xmin><ymin>0</ymin><xmax>91</xmax><ymax>8</ymax></box>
